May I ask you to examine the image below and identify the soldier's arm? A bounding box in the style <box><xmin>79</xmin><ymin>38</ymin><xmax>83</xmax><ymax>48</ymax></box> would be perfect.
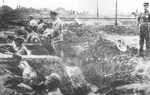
<box><xmin>30</xmin><ymin>82</ymin><xmax>47</xmax><ymax>91</ymax></box>
<box><xmin>52</xmin><ymin>21</ymin><xmax>61</xmax><ymax>30</ymax></box>
<box><xmin>51</xmin><ymin>22</ymin><xmax>62</xmax><ymax>39</ymax></box>
<box><xmin>4</xmin><ymin>45</ymin><xmax>17</xmax><ymax>54</ymax></box>
<box><xmin>137</xmin><ymin>13</ymin><xmax>142</xmax><ymax>26</ymax></box>
<box><xmin>17</xmin><ymin>46</ymin><xmax>30</xmax><ymax>55</ymax></box>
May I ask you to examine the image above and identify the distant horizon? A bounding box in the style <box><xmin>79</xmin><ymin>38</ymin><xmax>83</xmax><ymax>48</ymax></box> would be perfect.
<box><xmin>0</xmin><ymin>4</ymin><xmax>136</xmax><ymax>17</ymax></box>
<box><xmin>0</xmin><ymin>0</ymin><xmax>149</xmax><ymax>16</ymax></box>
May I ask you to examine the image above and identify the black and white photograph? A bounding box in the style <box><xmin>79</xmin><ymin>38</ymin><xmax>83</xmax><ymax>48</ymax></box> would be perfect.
<box><xmin>0</xmin><ymin>0</ymin><xmax>150</xmax><ymax>95</ymax></box>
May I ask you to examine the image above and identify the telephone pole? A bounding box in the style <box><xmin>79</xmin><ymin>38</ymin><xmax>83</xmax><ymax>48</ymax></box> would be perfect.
<box><xmin>97</xmin><ymin>0</ymin><xmax>99</xmax><ymax>20</ymax></box>
<box><xmin>115</xmin><ymin>0</ymin><xmax>118</xmax><ymax>25</ymax></box>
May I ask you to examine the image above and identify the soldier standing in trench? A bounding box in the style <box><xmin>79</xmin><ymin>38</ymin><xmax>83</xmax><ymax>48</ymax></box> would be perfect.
<box><xmin>43</xmin><ymin>11</ymin><xmax>64</xmax><ymax>58</ymax></box>
<box><xmin>137</xmin><ymin>2</ymin><xmax>150</xmax><ymax>57</ymax></box>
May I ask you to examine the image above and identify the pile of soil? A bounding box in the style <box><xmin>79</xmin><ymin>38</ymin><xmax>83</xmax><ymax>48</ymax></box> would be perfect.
<box><xmin>77</xmin><ymin>34</ymin><xmax>132</xmax><ymax>86</ymax></box>
<box><xmin>62</xmin><ymin>24</ymin><xmax>142</xmax><ymax>94</ymax></box>
<box><xmin>62</xmin><ymin>25</ymin><xmax>101</xmax><ymax>58</ymax></box>
<box><xmin>0</xmin><ymin>21</ymin><xmax>145</xmax><ymax>95</ymax></box>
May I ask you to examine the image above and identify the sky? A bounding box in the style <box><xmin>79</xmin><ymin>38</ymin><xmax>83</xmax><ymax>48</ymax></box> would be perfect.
<box><xmin>0</xmin><ymin>0</ymin><xmax>150</xmax><ymax>15</ymax></box>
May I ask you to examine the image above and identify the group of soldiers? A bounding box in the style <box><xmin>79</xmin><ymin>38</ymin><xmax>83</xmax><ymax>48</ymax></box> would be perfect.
<box><xmin>2</xmin><ymin>1</ymin><xmax>150</xmax><ymax>94</ymax></box>
<box><xmin>0</xmin><ymin>11</ymin><xmax>64</xmax><ymax>95</ymax></box>
<box><xmin>2</xmin><ymin>54</ymin><xmax>63</xmax><ymax>95</ymax></box>
<box><xmin>4</xmin><ymin>10</ymin><xmax>64</xmax><ymax>57</ymax></box>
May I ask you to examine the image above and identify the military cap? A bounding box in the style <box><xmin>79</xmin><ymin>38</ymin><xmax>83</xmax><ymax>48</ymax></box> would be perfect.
<box><xmin>14</xmin><ymin>37</ymin><xmax>25</xmax><ymax>44</ymax></box>
<box><xmin>50</xmin><ymin>11</ymin><xmax>58</xmax><ymax>16</ymax></box>
<box><xmin>39</xmin><ymin>18</ymin><xmax>43</xmax><ymax>22</ymax></box>
<box><xmin>45</xmin><ymin>73</ymin><xmax>61</xmax><ymax>84</ymax></box>
<box><xmin>44</xmin><ymin>73</ymin><xmax>61</xmax><ymax>90</ymax></box>
<box><xmin>29</xmin><ymin>15</ymin><xmax>34</xmax><ymax>19</ymax></box>
<box><xmin>7</xmin><ymin>35</ymin><xmax>15</xmax><ymax>41</ymax></box>
<box><xmin>144</xmin><ymin>2</ymin><xmax>149</xmax><ymax>6</ymax></box>
<box><xmin>46</xmin><ymin>73</ymin><xmax>61</xmax><ymax>82</ymax></box>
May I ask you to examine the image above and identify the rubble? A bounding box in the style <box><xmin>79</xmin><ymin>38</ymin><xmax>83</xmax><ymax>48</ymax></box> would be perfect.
<box><xmin>0</xmin><ymin>20</ymin><xmax>148</xmax><ymax>95</ymax></box>
<box><xmin>62</xmin><ymin>23</ymin><xmax>149</xmax><ymax>94</ymax></box>
<box><xmin>0</xmin><ymin>54</ymin><xmax>89</xmax><ymax>95</ymax></box>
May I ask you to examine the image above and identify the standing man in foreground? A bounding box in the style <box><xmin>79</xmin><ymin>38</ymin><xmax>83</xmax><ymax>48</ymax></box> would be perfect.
<box><xmin>138</xmin><ymin>2</ymin><xmax>150</xmax><ymax>57</ymax></box>
<box><xmin>44</xmin><ymin>11</ymin><xmax>64</xmax><ymax>57</ymax></box>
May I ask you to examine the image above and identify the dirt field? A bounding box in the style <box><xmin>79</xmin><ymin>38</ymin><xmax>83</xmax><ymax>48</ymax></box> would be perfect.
<box><xmin>1</xmin><ymin>18</ymin><xmax>149</xmax><ymax>95</ymax></box>
<box><xmin>62</xmin><ymin>19</ymin><xmax>150</xmax><ymax>94</ymax></box>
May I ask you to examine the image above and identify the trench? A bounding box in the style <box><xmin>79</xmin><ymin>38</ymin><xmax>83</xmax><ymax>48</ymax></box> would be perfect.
<box><xmin>0</xmin><ymin>22</ymin><xmax>150</xmax><ymax>95</ymax></box>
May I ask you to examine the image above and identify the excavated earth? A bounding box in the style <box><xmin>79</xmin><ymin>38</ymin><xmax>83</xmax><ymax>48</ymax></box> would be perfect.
<box><xmin>0</xmin><ymin>20</ymin><xmax>150</xmax><ymax>95</ymax></box>
<box><xmin>62</xmin><ymin>22</ymin><xmax>150</xmax><ymax>95</ymax></box>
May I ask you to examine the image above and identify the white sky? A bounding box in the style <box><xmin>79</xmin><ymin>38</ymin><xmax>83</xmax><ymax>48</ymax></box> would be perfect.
<box><xmin>0</xmin><ymin>0</ymin><xmax>150</xmax><ymax>15</ymax></box>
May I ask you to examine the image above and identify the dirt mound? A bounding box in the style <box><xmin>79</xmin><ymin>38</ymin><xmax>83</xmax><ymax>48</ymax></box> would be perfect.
<box><xmin>101</xmin><ymin>25</ymin><xmax>139</xmax><ymax>35</ymax></box>
<box><xmin>0</xmin><ymin>55</ymin><xmax>91</xmax><ymax>95</ymax></box>
<box><xmin>62</xmin><ymin>24</ymin><xmax>139</xmax><ymax>91</ymax></box>
<box><xmin>62</xmin><ymin>25</ymin><xmax>101</xmax><ymax>58</ymax></box>
<box><xmin>77</xmin><ymin>35</ymin><xmax>132</xmax><ymax>86</ymax></box>
<box><xmin>0</xmin><ymin>22</ymin><xmax>143</xmax><ymax>95</ymax></box>
<box><xmin>62</xmin><ymin>24</ymin><xmax>142</xmax><ymax>94</ymax></box>
<box><xmin>62</xmin><ymin>24</ymin><xmax>138</xmax><ymax>59</ymax></box>
<box><xmin>101</xmin><ymin>57</ymin><xmax>150</xmax><ymax>94</ymax></box>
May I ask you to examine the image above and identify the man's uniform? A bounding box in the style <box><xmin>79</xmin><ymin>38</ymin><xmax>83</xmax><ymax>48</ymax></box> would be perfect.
<box><xmin>43</xmin><ymin>17</ymin><xmax>63</xmax><ymax>57</ymax></box>
<box><xmin>51</xmin><ymin>18</ymin><xmax>63</xmax><ymax>57</ymax></box>
<box><xmin>30</xmin><ymin>73</ymin><xmax>63</xmax><ymax>95</ymax></box>
<box><xmin>37</xmin><ymin>19</ymin><xmax>45</xmax><ymax>34</ymax></box>
<box><xmin>25</xmin><ymin>16</ymin><xmax>38</xmax><ymax>33</ymax></box>
<box><xmin>138</xmin><ymin>9</ymin><xmax>150</xmax><ymax>56</ymax></box>
<box><xmin>18</xmin><ymin>61</ymin><xmax>37</xmax><ymax>82</ymax></box>
<box><xmin>12</xmin><ymin>42</ymin><xmax>30</xmax><ymax>55</ymax></box>
<box><xmin>29</xmin><ymin>19</ymin><xmax>38</xmax><ymax>31</ymax></box>
<box><xmin>26</xmin><ymin>30</ymin><xmax>40</xmax><ymax>43</ymax></box>
<box><xmin>26</xmin><ymin>18</ymin><xmax>40</xmax><ymax>43</ymax></box>
<box><xmin>7</xmin><ymin>37</ymin><xmax>31</xmax><ymax>55</ymax></box>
